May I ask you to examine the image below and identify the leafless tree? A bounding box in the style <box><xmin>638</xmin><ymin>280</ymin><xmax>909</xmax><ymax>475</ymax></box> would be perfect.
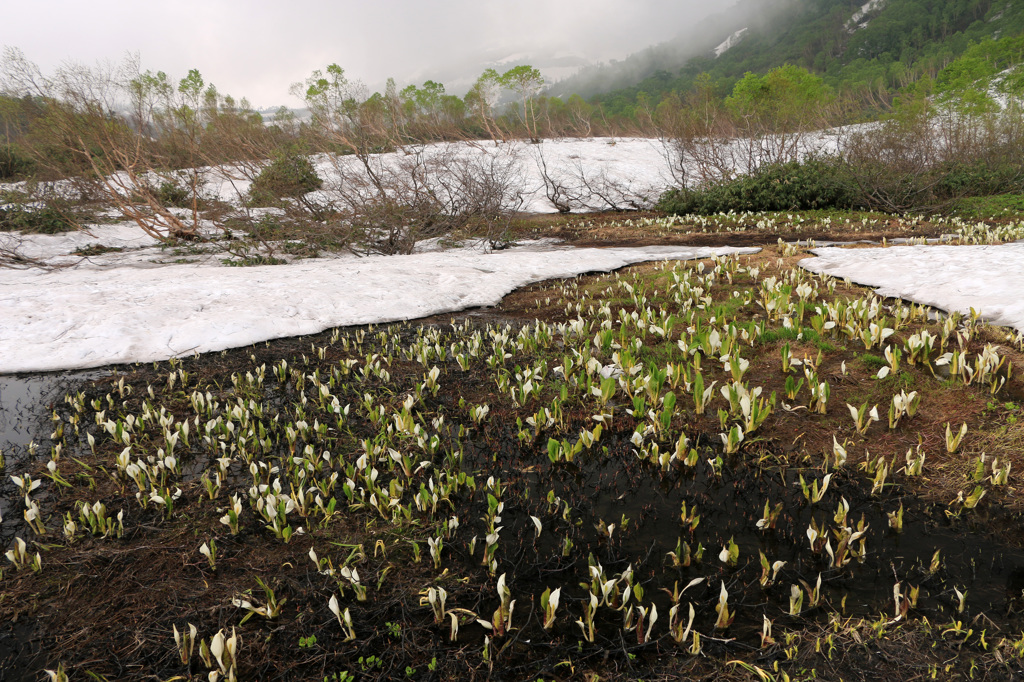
<box><xmin>570</xmin><ymin>158</ymin><xmax>656</xmax><ymax>211</ymax></box>
<box><xmin>292</xmin><ymin>66</ymin><xmax>526</xmax><ymax>255</ymax></box>
<box><xmin>841</xmin><ymin>96</ymin><xmax>1024</xmax><ymax>213</ymax></box>
<box><xmin>1</xmin><ymin>49</ymin><xmax>281</xmax><ymax>248</ymax></box>
<box><xmin>2</xmin><ymin>51</ymin><xmax>186</xmax><ymax>239</ymax></box>
<box><xmin>532</xmin><ymin>145</ymin><xmax>584</xmax><ymax>213</ymax></box>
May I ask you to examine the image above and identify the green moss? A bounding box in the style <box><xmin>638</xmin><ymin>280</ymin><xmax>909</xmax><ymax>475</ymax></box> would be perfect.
<box><xmin>858</xmin><ymin>353</ymin><xmax>887</xmax><ymax>370</ymax></box>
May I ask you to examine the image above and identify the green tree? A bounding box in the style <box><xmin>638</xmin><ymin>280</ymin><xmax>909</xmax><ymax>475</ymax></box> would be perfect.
<box><xmin>294</xmin><ymin>64</ymin><xmax>362</xmax><ymax>139</ymax></box>
<box><xmin>465</xmin><ymin>69</ymin><xmax>502</xmax><ymax>140</ymax></box>
<box><xmin>725</xmin><ymin>64</ymin><xmax>835</xmax><ymax>132</ymax></box>
<box><xmin>499</xmin><ymin>65</ymin><xmax>545</xmax><ymax>141</ymax></box>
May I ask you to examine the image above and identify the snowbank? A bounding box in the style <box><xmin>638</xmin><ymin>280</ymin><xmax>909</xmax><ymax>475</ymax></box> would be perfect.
<box><xmin>0</xmin><ymin>223</ymin><xmax>161</xmax><ymax>264</ymax></box>
<box><xmin>192</xmin><ymin>137</ymin><xmax>676</xmax><ymax>214</ymax></box>
<box><xmin>800</xmin><ymin>244</ymin><xmax>1024</xmax><ymax>331</ymax></box>
<box><xmin>1</xmin><ymin>134</ymin><xmax>867</xmax><ymax>220</ymax></box>
<box><xmin>0</xmin><ymin>243</ymin><xmax>759</xmax><ymax>374</ymax></box>
<box><xmin>714</xmin><ymin>28</ymin><xmax>749</xmax><ymax>58</ymax></box>
<box><xmin>200</xmin><ymin>135</ymin><xmax>857</xmax><ymax>214</ymax></box>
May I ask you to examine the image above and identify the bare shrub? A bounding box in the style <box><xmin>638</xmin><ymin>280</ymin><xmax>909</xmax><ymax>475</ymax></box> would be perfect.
<box><xmin>0</xmin><ymin>49</ymin><xmax>282</xmax><ymax>248</ymax></box>
<box><xmin>532</xmin><ymin>144</ymin><xmax>656</xmax><ymax>214</ymax></box>
<box><xmin>435</xmin><ymin>143</ymin><xmax>525</xmax><ymax>248</ymax></box>
<box><xmin>1</xmin><ymin>51</ymin><xmax>197</xmax><ymax>239</ymax></box>
<box><xmin>658</xmin><ymin>69</ymin><xmax>842</xmax><ymax>190</ymax></box>
<box><xmin>0</xmin><ymin>231</ymin><xmax>57</xmax><ymax>269</ymax></box>
<box><xmin>656</xmin><ymin>84</ymin><xmax>740</xmax><ymax>187</ymax></box>
<box><xmin>841</xmin><ymin>96</ymin><xmax>1024</xmax><ymax>213</ymax></box>
<box><xmin>841</xmin><ymin>109</ymin><xmax>940</xmax><ymax>213</ymax></box>
<box><xmin>290</xmin><ymin>66</ymin><xmax>526</xmax><ymax>255</ymax></box>
<box><xmin>533</xmin><ymin>146</ymin><xmax>583</xmax><ymax>213</ymax></box>
<box><xmin>569</xmin><ymin>157</ymin><xmax>657</xmax><ymax>211</ymax></box>
<box><xmin>311</xmin><ymin>143</ymin><xmax>524</xmax><ymax>255</ymax></box>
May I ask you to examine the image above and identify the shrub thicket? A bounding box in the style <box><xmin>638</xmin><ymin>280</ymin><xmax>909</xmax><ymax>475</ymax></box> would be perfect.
<box><xmin>0</xmin><ymin>143</ymin><xmax>33</xmax><ymax>180</ymax></box>
<box><xmin>0</xmin><ymin>206</ymin><xmax>77</xmax><ymax>233</ymax></box>
<box><xmin>658</xmin><ymin>158</ymin><xmax>856</xmax><ymax>214</ymax></box>
<box><xmin>247</xmin><ymin>150</ymin><xmax>324</xmax><ymax>207</ymax></box>
<box><xmin>933</xmin><ymin>161</ymin><xmax>1024</xmax><ymax>199</ymax></box>
<box><xmin>659</xmin><ymin>154</ymin><xmax>1024</xmax><ymax>216</ymax></box>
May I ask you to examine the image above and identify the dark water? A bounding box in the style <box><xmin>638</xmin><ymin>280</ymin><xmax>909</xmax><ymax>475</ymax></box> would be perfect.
<box><xmin>0</xmin><ymin>374</ymin><xmax>63</xmax><ymax>449</ymax></box>
<box><xmin>0</xmin><ymin>370</ymin><xmax>106</xmax><ymax>680</ymax></box>
<box><xmin>0</xmin><ymin>371</ymin><xmax>105</xmax><ymax>545</ymax></box>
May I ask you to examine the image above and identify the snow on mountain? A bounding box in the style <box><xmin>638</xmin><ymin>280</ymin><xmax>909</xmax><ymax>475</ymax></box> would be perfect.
<box><xmin>713</xmin><ymin>28</ymin><xmax>749</xmax><ymax>58</ymax></box>
<box><xmin>846</xmin><ymin>0</ymin><xmax>887</xmax><ymax>32</ymax></box>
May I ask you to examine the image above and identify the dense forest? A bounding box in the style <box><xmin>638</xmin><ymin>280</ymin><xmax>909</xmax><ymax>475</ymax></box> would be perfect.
<box><xmin>589</xmin><ymin>0</ymin><xmax>1024</xmax><ymax>119</ymax></box>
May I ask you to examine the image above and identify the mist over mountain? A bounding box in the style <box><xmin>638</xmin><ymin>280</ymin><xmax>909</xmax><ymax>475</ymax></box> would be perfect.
<box><xmin>399</xmin><ymin>46</ymin><xmax>592</xmax><ymax>98</ymax></box>
<box><xmin>544</xmin><ymin>0</ymin><xmax>1024</xmax><ymax>114</ymax></box>
<box><xmin>400</xmin><ymin>0</ymin><xmax>779</xmax><ymax>101</ymax></box>
<box><xmin>545</xmin><ymin>0</ymin><xmax>797</xmax><ymax>99</ymax></box>
<box><xmin>0</xmin><ymin>0</ymin><xmax>734</xmax><ymax>109</ymax></box>
<box><xmin>365</xmin><ymin>2</ymin><xmax>754</xmax><ymax>100</ymax></box>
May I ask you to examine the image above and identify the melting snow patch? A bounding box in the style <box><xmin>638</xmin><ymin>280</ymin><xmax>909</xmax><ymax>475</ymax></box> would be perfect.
<box><xmin>0</xmin><ymin>243</ymin><xmax>759</xmax><ymax>374</ymax></box>
<box><xmin>846</xmin><ymin>0</ymin><xmax>886</xmax><ymax>31</ymax></box>
<box><xmin>201</xmin><ymin>137</ymin><xmax>676</xmax><ymax>215</ymax></box>
<box><xmin>714</xmin><ymin>28</ymin><xmax>749</xmax><ymax>58</ymax></box>
<box><xmin>800</xmin><ymin>244</ymin><xmax>1024</xmax><ymax>331</ymax></box>
<box><xmin>0</xmin><ymin>224</ymin><xmax>160</xmax><ymax>263</ymax></box>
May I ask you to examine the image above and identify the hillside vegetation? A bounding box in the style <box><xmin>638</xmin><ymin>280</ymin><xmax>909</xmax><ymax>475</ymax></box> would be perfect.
<box><xmin>589</xmin><ymin>0</ymin><xmax>1024</xmax><ymax>119</ymax></box>
<box><xmin>1</xmin><ymin>0</ymin><xmax>1023</xmax><ymax>263</ymax></box>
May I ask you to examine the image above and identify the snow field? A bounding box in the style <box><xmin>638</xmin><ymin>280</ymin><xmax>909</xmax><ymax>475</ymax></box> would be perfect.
<box><xmin>800</xmin><ymin>244</ymin><xmax>1024</xmax><ymax>333</ymax></box>
<box><xmin>0</xmin><ymin>242</ymin><xmax>759</xmax><ymax>373</ymax></box>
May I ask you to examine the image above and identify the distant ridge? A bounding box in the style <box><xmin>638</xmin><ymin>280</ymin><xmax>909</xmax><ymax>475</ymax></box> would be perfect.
<box><xmin>547</xmin><ymin>0</ymin><xmax>1024</xmax><ymax>107</ymax></box>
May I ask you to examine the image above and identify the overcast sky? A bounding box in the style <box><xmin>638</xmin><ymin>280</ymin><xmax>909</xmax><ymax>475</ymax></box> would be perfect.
<box><xmin>1</xmin><ymin>0</ymin><xmax>734</xmax><ymax>108</ymax></box>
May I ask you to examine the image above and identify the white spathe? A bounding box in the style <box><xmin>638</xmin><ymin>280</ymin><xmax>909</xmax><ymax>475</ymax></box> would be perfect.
<box><xmin>0</xmin><ymin>243</ymin><xmax>759</xmax><ymax>374</ymax></box>
<box><xmin>800</xmin><ymin>244</ymin><xmax>1024</xmax><ymax>331</ymax></box>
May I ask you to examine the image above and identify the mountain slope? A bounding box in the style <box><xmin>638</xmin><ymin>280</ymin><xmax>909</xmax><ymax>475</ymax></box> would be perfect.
<box><xmin>554</xmin><ymin>0</ymin><xmax>1024</xmax><ymax>113</ymax></box>
<box><xmin>546</xmin><ymin>0</ymin><xmax>795</xmax><ymax>99</ymax></box>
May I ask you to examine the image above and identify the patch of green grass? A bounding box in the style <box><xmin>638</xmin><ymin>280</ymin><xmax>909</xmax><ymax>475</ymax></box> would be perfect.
<box><xmin>858</xmin><ymin>353</ymin><xmax>887</xmax><ymax>370</ymax></box>
<box><xmin>877</xmin><ymin>369</ymin><xmax>916</xmax><ymax>391</ymax></box>
<box><xmin>709</xmin><ymin>295</ymin><xmax>748</xmax><ymax>320</ymax></box>
<box><xmin>760</xmin><ymin>327</ymin><xmax>801</xmax><ymax>344</ymax></box>
<box><xmin>636</xmin><ymin>341</ymin><xmax>685</xmax><ymax>368</ymax></box>
<box><xmin>949</xmin><ymin>193</ymin><xmax>1024</xmax><ymax>220</ymax></box>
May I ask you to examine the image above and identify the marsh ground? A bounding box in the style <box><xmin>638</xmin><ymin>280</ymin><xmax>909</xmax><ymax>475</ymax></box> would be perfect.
<box><xmin>3</xmin><ymin>212</ymin><xmax>1024</xmax><ymax>681</ymax></box>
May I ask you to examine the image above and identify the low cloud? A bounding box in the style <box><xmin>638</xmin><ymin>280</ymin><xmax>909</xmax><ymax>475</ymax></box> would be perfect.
<box><xmin>1</xmin><ymin>0</ymin><xmax>734</xmax><ymax>107</ymax></box>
